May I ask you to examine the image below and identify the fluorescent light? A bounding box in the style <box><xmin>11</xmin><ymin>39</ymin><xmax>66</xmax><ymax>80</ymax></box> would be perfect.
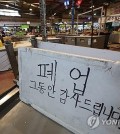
<box><xmin>24</xmin><ymin>13</ymin><xmax>36</xmax><ymax>16</ymax></box>
<box><xmin>103</xmin><ymin>2</ymin><xmax>109</xmax><ymax>6</ymax></box>
<box><xmin>90</xmin><ymin>5</ymin><xmax>94</xmax><ymax>8</ymax></box>
<box><xmin>88</xmin><ymin>17</ymin><xmax>91</xmax><ymax>20</ymax></box>
<box><xmin>0</xmin><ymin>9</ymin><xmax>21</xmax><ymax>16</ymax></box>
<box><xmin>29</xmin><ymin>8</ymin><xmax>32</xmax><ymax>11</ymax></box>
<box><xmin>54</xmin><ymin>13</ymin><xmax>56</xmax><ymax>16</ymax></box>
<box><xmin>6</xmin><ymin>4</ymin><xmax>9</xmax><ymax>7</ymax></box>
<box><xmin>0</xmin><ymin>9</ymin><xmax>18</xmax><ymax>13</ymax></box>
<box><xmin>64</xmin><ymin>0</ymin><xmax>70</xmax><ymax>6</ymax></box>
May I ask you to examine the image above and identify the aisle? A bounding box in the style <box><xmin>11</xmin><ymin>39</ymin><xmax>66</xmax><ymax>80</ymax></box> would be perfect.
<box><xmin>0</xmin><ymin>102</ymin><xmax>73</xmax><ymax>134</ymax></box>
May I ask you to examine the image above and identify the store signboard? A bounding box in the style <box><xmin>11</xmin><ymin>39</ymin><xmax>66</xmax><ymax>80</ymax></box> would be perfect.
<box><xmin>106</xmin><ymin>16</ymin><xmax>120</xmax><ymax>22</ymax></box>
<box><xmin>19</xmin><ymin>45</ymin><xmax>120</xmax><ymax>134</ymax></box>
<box><xmin>112</xmin><ymin>22</ymin><xmax>120</xmax><ymax>27</ymax></box>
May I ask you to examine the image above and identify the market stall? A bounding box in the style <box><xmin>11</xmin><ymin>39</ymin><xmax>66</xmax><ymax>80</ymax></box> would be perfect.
<box><xmin>64</xmin><ymin>35</ymin><xmax>105</xmax><ymax>48</ymax></box>
<box><xmin>36</xmin><ymin>37</ymin><xmax>62</xmax><ymax>43</ymax></box>
<box><xmin>0</xmin><ymin>41</ymin><xmax>31</xmax><ymax>72</ymax></box>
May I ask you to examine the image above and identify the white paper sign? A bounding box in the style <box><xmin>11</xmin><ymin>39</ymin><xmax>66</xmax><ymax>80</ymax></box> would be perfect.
<box><xmin>19</xmin><ymin>47</ymin><xmax>120</xmax><ymax>134</ymax></box>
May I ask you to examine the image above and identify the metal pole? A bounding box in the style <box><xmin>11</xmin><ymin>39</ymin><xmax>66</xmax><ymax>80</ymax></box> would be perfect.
<box><xmin>77</xmin><ymin>15</ymin><xmax>78</xmax><ymax>35</ymax></box>
<box><xmin>91</xmin><ymin>0</ymin><xmax>94</xmax><ymax>47</ymax></box>
<box><xmin>98</xmin><ymin>7</ymin><xmax>103</xmax><ymax>36</ymax></box>
<box><xmin>39</xmin><ymin>0</ymin><xmax>47</xmax><ymax>41</ymax></box>
<box><xmin>71</xmin><ymin>0</ymin><xmax>75</xmax><ymax>34</ymax></box>
<box><xmin>83</xmin><ymin>22</ymin><xmax>85</xmax><ymax>33</ymax></box>
<box><xmin>5</xmin><ymin>42</ymin><xmax>18</xmax><ymax>79</ymax></box>
<box><xmin>50</xmin><ymin>17</ymin><xmax>53</xmax><ymax>36</ymax></box>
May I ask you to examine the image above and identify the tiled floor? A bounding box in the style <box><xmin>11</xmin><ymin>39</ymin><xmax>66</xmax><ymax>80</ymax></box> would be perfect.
<box><xmin>0</xmin><ymin>102</ymin><xmax>73</xmax><ymax>134</ymax></box>
<box><xmin>0</xmin><ymin>70</ymin><xmax>15</xmax><ymax>95</ymax></box>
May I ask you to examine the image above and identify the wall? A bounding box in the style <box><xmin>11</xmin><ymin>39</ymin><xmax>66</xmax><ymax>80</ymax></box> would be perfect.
<box><xmin>107</xmin><ymin>2</ymin><xmax>120</xmax><ymax>16</ymax></box>
<box><xmin>19</xmin><ymin>43</ymin><xmax>120</xmax><ymax>134</ymax></box>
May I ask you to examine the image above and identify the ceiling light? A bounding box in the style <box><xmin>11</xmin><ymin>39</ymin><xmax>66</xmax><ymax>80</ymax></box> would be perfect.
<box><xmin>88</xmin><ymin>17</ymin><xmax>91</xmax><ymax>20</ymax></box>
<box><xmin>6</xmin><ymin>4</ymin><xmax>9</xmax><ymax>7</ymax></box>
<box><xmin>64</xmin><ymin>0</ymin><xmax>70</xmax><ymax>6</ymax></box>
<box><xmin>0</xmin><ymin>9</ymin><xmax>21</xmax><ymax>17</ymax></box>
<box><xmin>103</xmin><ymin>2</ymin><xmax>109</xmax><ymax>6</ymax></box>
<box><xmin>53</xmin><ymin>13</ymin><xmax>56</xmax><ymax>16</ymax></box>
<box><xmin>29</xmin><ymin>8</ymin><xmax>32</xmax><ymax>11</ymax></box>
<box><xmin>32</xmin><ymin>3</ymin><xmax>39</xmax><ymax>4</ymax></box>
<box><xmin>90</xmin><ymin>5</ymin><xmax>94</xmax><ymax>8</ymax></box>
<box><xmin>24</xmin><ymin>13</ymin><xmax>36</xmax><ymax>16</ymax></box>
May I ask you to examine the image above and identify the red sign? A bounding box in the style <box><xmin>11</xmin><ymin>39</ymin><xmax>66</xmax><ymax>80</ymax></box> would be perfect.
<box><xmin>76</xmin><ymin>0</ymin><xmax>83</xmax><ymax>6</ymax></box>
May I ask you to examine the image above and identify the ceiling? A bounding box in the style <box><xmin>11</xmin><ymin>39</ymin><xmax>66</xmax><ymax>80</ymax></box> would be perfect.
<box><xmin>0</xmin><ymin>0</ymin><xmax>120</xmax><ymax>19</ymax></box>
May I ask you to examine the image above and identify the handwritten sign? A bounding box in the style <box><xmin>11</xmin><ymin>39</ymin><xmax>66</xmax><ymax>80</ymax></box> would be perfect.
<box><xmin>19</xmin><ymin>46</ymin><xmax>120</xmax><ymax>134</ymax></box>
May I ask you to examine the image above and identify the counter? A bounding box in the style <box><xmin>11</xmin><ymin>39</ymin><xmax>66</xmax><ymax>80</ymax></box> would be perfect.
<box><xmin>0</xmin><ymin>41</ymin><xmax>31</xmax><ymax>52</ymax></box>
<box><xmin>0</xmin><ymin>41</ymin><xmax>31</xmax><ymax>71</ymax></box>
<box><xmin>109</xmin><ymin>33</ymin><xmax>120</xmax><ymax>43</ymax></box>
<box><xmin>36</xmin><ymin>37</ymin><xmax>62</xmax><ymax>43</ymax></box>
<box><xmin>64</xmin><ymin>35</ymin><xmax>106</xmax><ymax>49</ymax></box>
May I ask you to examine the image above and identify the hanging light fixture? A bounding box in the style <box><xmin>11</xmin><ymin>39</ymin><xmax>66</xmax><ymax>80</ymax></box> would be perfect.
<box><xmin>64</xmin><ymin>0</ymin><xmax>70</xmax><ymax>9</ymax></box>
